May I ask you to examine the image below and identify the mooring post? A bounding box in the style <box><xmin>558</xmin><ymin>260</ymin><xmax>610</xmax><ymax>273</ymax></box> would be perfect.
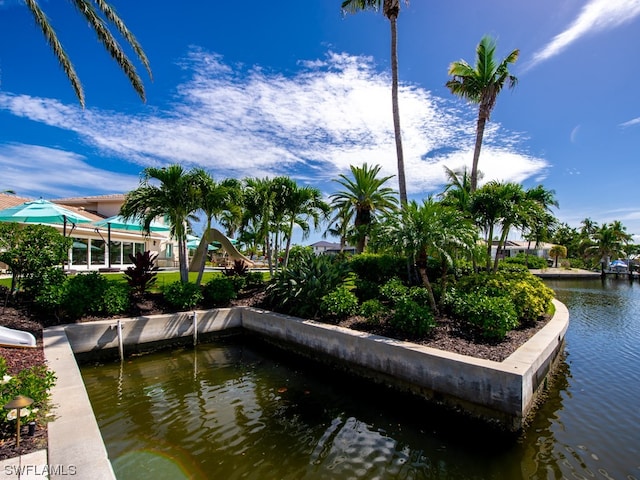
<box><xmin>117</xmin><ymin>319</ymin><xmax>124</xmax><ymax>362</ymax></box>
<box><xmin>192</xmin><ymin>311</ymin><xmax>198</xmax><ymax>346</ymax></box>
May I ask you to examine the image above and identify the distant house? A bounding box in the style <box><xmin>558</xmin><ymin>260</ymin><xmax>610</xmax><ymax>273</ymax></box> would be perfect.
<box><xmin>310</xmin><ymin>241</ymin><xmax>356</xmax><ymax>255</ymax></box>
<box><xmin>492</xmin><ymin>240</ymin><xmax>556</xmax><ymax>262</ymax></box>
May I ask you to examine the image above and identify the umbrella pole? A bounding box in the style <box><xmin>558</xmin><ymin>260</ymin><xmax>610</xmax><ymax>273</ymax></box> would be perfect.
<box><xmin>108</xmin><ymin>224</ymin><xmax>112</xmax><ymax>269</ymax></box>
<box><xmin>63</xmin><ymin>215</ymin><xmax>67</xmax><ymax>237</ymax></box>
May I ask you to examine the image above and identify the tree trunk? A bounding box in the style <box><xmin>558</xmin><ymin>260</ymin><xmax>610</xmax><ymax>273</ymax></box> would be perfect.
<box><xmin>417</xmin><ymin>267</ymin><xmax>439</xmax><ymax>316</ymax></box>
<box><xmin>388</xmin><ymin>14</ymin><xmax>407</xmax><ymax>205</ymax></box>
<box><xmin>283</xmin><ymin>217</ymin><xmax>294</xmax><ymax>268</ymax></box>
<box><xmin>470</xmin><ymin>114</ymin><xmax>488</xmax><ymax>192</ymax></box>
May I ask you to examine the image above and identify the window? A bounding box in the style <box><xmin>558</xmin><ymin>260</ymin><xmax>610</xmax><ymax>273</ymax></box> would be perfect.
<box><xmin>110</xmin><ymin>241</ymin><xmax>122</xmax><ymax>265</ymax></box>
<box><xmin>91</xmin><ymin>239</ymin><xmax>106</xmax><ymax>265</ymax></box>
<box><xmin>71</xmin><ymin>238</ymin><xmax>88</xmax><ymax>266</ymax></box>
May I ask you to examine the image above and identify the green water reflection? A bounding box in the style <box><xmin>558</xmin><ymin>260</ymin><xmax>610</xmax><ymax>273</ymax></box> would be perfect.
<box><xmin>80</xmin><ymin>278</ymin><xmax>640</xmax><ymax>479</ymax></box>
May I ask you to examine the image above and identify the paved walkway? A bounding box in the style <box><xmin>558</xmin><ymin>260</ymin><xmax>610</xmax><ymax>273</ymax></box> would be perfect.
<box><xmin>0</xmin><ymin>450</ymin><xmax>49</xmax><ymax>479</ymax></box>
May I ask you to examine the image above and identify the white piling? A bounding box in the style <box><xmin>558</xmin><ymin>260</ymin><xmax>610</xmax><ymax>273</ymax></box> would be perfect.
<box><xmin>117</xmin><ymin>319</ymin><xmax>124</xmax><ymax>362</ymax></box>
<box><xmin>192</xmin><ymin>311</ymin><xmax>198</xmax><ymax>346</ymax></box>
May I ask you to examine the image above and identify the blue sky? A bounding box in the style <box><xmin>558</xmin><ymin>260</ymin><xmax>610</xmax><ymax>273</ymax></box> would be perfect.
<box><xmin>0</xmin><ymin>0</ymin><xmax>639</xmax><ymax>243</ymax></box>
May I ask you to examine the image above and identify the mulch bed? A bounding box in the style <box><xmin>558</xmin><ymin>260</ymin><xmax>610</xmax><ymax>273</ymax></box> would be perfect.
<box><xmin>0</xmin><ymin>290</ymin><xmax>549</xmax><ymax>460</ymax></box>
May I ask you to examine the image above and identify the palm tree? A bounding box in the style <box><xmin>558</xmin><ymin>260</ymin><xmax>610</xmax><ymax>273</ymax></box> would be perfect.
<box><xmin>282</xmin><ymin>184</ymin><xmax>331</xmax><ymax>268</ymax></box>
<box><xmin>341</xmin><ymin>0</ymin><xmax>409</xmax><ymax>204</ymax></box>
<box><xmin>377</xmin><ymin>198</ymin><xmax>477</xmax><ymax>315</ymax></box>
<box><xmin>549</xmin><ymin>245</ymin><xmax>567</xmax><ymax>268</ymax></box>
<box><xmin>330</xmin><ymin>163</ymin><xmax>398</xmax><ymax>253</ymax></box>
<box><xmin>588</xmin><ymin>224</ymin><xmax>627</xmax><ymax>275</ymax></box>
<box><xmin>192</xmin><ymin>170</ymin><xmax>242</xmax><ymax>286</ymax></box>
<box><xmin>120</xmin><ymin>165</ymin><xmax>200</xmax><ymax>283</ymax></box>
<box><xmin>439</xmin><ymin>166</ymin><xmax>474</xmax><ymax>215</ymax></box>
<box><xmin>24</xmin><ymin>0</ymin><xmax>152</xmax><ymax>107</ymax></box>
<box><xmin>446</xmin><ymin>35</ymin><xmax>519</xmax><ymax>192</ymax></box>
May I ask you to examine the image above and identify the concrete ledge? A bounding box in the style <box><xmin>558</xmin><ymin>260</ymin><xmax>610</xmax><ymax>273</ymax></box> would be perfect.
<box><xmin>44</xmin><ymin>326</ymin><xmax>116</xmax><ymax>480</ymax></box>
<box><xmin>43</xmin><ymin>300</ymin><xmax>568</xmax><ymax>477</ymax></box>
<box><xmin>240</xmin><ymin>299</ymin><xmax>568</xmax><ymax>431</ymax></box>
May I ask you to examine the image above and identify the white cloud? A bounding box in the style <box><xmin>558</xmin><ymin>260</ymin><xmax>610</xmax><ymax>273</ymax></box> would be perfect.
<box><xmin>528</xmin><ymin>0</ymin><xmax>640</xmax><ymax>69</ymax></box>
<box><xmin>570</xmin><ymin>125</ymin><xmax>580</xmax><ymax>143</ymax></box>
<box><xmin>620</xmin><ymin>117</ymin><xmax>640</xmax><ymax>127</ymax></box>
<box><xmin>0</xmin><ymin>49</ymin><xmax>547</xmax><ymax>198</ymax></box>
<box><xmin>0</xmin><ymin>143</ymin><xmax>140</xmax><ymax>198</ymax></box>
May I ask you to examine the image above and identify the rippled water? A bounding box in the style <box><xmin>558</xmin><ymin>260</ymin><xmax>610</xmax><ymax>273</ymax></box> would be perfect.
<box><xmin>80</xmin><ymin>278</ymin><xmax>640</xmax><ymax>479</ymax></box>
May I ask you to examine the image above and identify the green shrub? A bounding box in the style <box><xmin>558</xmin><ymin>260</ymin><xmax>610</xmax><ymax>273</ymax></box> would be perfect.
<box><xmin>266</xmin><ymin>251</ymin><xmax>351</xmax><ymax>318</ymax></box>
<box><xmin>451</xmin><ymin>291</ymin><xmax>518</xmax><ymax>339</ymax></box>
<box><xmin>407</xmin><ymin>286</ymin><xmax>431</xmax><ymax>306</ymax></box>
<box><xmin>354</xmin><ymin>279</ymin><xmax>380</xmax><ymax>302</ymax></box>
<box><xmin>245</xmin><ymin>271</ymin><xmax>265</xmax><ymax>289</ymax></box>
<box><xmin>63</xmin><ymin>272</ymin><xmax>111</xmax><ymax>319</ymax></box>
<box><xmin>502</xmin><ymin>253</ymin><xmax>548</xmax><ymax>269</ymax></box>
<box><xmin>31</xmin><ymin>267</ymin><xmax>67</xmax><ymax>317</ymax></box>
<box><xmin>320</xmin><ymin>286</ymin><xmax>359</xmax><ymax>320</ymax></box>
<box><xmin>455</xmin><ymin>270</ymin><xmax>554</xmax><ymax>325</ymax></box>
<box><xmin>497</xmin><ymin>262</ymin><xmax>529</xmax><ymax>274</ymax></box>
<box><xmin>202</xmin><ymin>277</ymin><xmax>237</xmax><ymax>306</ymax></box>
<box><xmin>359</xmin><ymin>299</ymin><xmax>387</xmax><ymax>325</ymax></box>
<box><xmin>349</xmin><ymin>254</ymin><xmax>408</xmax><ymax>284</ymax></box>
<box><xmin>390</xmin><ymin>297</ymin><xmax>435</xmax><ymax>337</ymax></box>
<box><xmin>0</xmin><ymin>357</ymin><xmax>56</xmax><ymax>427</ymax></box>
<box><xmin>102</xmin><ymin>283</ymin><xmax>131</xmax><ymax>316</ymax></box>
<box><xmin>379</xmin><ymin>277</ymin><xmax>408</xmax><ymax>304</ymax></box>
<box><xmin>163</xmin><ymin>281</ymin><xmax>203</xmax><ymax>310</ymax></box>
<box><xmin>228</xmin><ymin>274</ymin><xmax>246</xmax><ymax>292</ymax></box>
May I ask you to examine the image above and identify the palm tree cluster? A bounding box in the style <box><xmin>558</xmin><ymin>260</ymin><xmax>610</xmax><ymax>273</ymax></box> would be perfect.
<box><xmin>120</xmin><ymin>166</ymin><xmax>331</xmax><ymax>283</ymax></box>
<box><xmin>550</xmin><ymin>218</ymin><xmax>635</xmax><ymax>272</ymax></box>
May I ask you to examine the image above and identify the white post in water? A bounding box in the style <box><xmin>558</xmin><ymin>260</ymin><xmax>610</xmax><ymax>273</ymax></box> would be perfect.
<box><xmin>117</xmin><ymin>319</ymin><xmax>124</xmax><ymax>362</ymax></box>
<box><xmin>192</xmin><ymin>311</ymin><xmax>198</xmax><ymax>346</ymax></box>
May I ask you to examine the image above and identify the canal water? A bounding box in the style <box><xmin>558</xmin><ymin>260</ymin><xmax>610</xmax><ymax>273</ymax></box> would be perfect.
<box><xmin>80</xmin><ymin>278</ymin><xmax>640</xmax><ymax>479</ymax></box>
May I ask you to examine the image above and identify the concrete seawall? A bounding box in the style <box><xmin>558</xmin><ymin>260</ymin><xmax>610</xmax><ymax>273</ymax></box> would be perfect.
<box><xmin>44</xmin><ymin>300</ymin><xmax>568</xmax><ymax>478</ymax></box>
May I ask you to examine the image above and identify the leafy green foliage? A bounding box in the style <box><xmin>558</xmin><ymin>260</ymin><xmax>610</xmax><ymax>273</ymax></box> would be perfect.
<box><xmin>0</xmin><ymin>356</ymin><xmax>56</xmax><ymax>427</ymax></box>
<box><xmin>245</xmin><ymin>271</ymin><xmax>265</xmax><ymax>289</ymax></box>
<box><xmin>62</xmin><ymin>272</ymin><xmax>129</xmax><ymax>320</ymax></box>
<box><xmin>455</xmin><ymin>270</ymin><xmax>554</xmax><ymax>325</ymax></box>
<box><xmin>266</xmin><ymin>251</ymin><xmax>351</xmax><ymax>318</ymax></box>
<box><xmin>162</xmin><ymin>281</ymin><xmax>203</xmax><ymax>310</ymax></box>
<box><xmin>359</xmin><ymin>299</ymin><xmax>387</xmax><ymax>325</ymax></box>
<box><xmin>448</xmin><ymin>290</ymin><xmax>518</xmax><ymax>339</ymax></box>
<box><xmin>320</xmin><ymin>286</ymin><xmax>359</xmax><ymax>320</ymax></box>
<box><xmin>0</xmin><ymin>223</ymin><xmax>71</xmax><ymax>299</ymax></box>
<box><xmin>349</xmin><ymin>254</ymin><xmax>408</xmax><ymax>284</ymax></box>
<box><xmin>123</xmin><ymin>250</ymin><xmax>159</xmax><ymax>297</ymax></box>
<box><xmin>502</xmin><ymin>253</ymin><xmax>548</xmax><ymax>269</ymax></box>
<box><xmin>202</xmin><ymin>277</ymin><xmax>237</xmax><ymax>307</ymax></box>
<box><xmin>390</xmin><ymin>297</ymin><xmax>435</xmax><ymax>337</ymax></box>
<box><xmin>379</xmin><ymin>277</ymin><xmax>408</xmax><ymax>304</ymax></box>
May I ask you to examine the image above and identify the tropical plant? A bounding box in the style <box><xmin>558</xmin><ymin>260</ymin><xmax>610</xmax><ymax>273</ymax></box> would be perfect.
<box><xmin>446</xmin><ymin>35</ymin><xmax>519</xmax><ymax>192</ymax></box>
<box><xmin>330</xmin><ymin>163</ymin><xmax>398</xmax><ymax>253</ymax></box>
<box><xmin>587</xmin><ymin>223</ymin><xmax>630</xmax><ymax>273</ymax></box>
<box><xmin>0</xmin><ymin>223</ymin><xmax>72</xmax><ymax>298</ymax></box>
<box><xmin>23</xmin><ymin>0</ymin><xmax>152</xmax><ymax>107</ymax></box>
<box><xmin>202</xmin><ymin>277</ymin><xmax>237</xmax><ymax>307</ymax></box>
<box><xmin>123</xmin><ymin>250</ymin><xmax>159</xmax><ymax>298</ymax></box>
<box><xmin>120</xmin><ymin>165</ymin><xmax>201</xmax><ymax>283</ymax></box>
<box><xmin>281</xmin><ymin>184</ymin><xmax>330</xmax><ymax>268</ymax></box>
<box><xmin>320</xmin><ymin>286</ymin><xmax>359</xmax><ymax>320</ymax></box>
<box><xmin>192</xmin><ymin>170</ymin><xmax>242</xmax><ymax>286</ymax></box>
<box><xmin>162</xmin><ymin>281</ymin><xmax>203</xmax><ymax>310</ymax></box>
<box><xmin>266</xmin><ymin>250</ymin><xmax>351</xmax><ymax>319</ymax></box>
<box><xmin>341</xmin><ymin>0</ymin><xmax>409</xmax><ymax>204</ymax></box>
<box><xmin>376</xmin><ymin>198</ymin><xmax>477</xmax><ymax>315</ymax></box>
<box><xmin>549</xmin><ymin>245</ymin><xmax>567</xmax><ymax>268</ymax></box>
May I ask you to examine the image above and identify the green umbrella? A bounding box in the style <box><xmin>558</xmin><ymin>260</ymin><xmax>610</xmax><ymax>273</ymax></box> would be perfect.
<box><xmin>92</xmin><ymin>215</ymin><xmax>170</xmax><ymax>232</ymax></box>
<box><xmin>0</xmin><ymin>199</ymin><xmax>92</xmax><ymax>236</ymax></box>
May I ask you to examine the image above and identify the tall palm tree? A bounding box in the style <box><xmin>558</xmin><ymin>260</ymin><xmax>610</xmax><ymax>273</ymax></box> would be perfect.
<box><xmin>341</xmin><ymin>0</ymin><xmax>409</xmax><ymax>204</ymax></box>
<box><xmin>24</xmin><ymin>0</ymin><xmax>152</xmax><ymax>107</ymax></box>
<box><xmin>588</xmin><ymin>224</ymin><xmax>626</xmax><ymax>275</ymax></box>
<box><xmin>439</xmin><ymin>165</ymin><xmax>474</xmax><ymax>215</ymax></box>
<box><xmin>330</xmin><ymin>163</ymin><xmax>398</xmax><ymax>253</ymax></box>
<box><xmin>120</xmin><ymin>165</ymin><xmax>200</xmax><ymax>283</ymax></box>
<box><xmin>446</xmin><ymin>35</ymin><xmax>519</xmax><ymax>192</ymax></box>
